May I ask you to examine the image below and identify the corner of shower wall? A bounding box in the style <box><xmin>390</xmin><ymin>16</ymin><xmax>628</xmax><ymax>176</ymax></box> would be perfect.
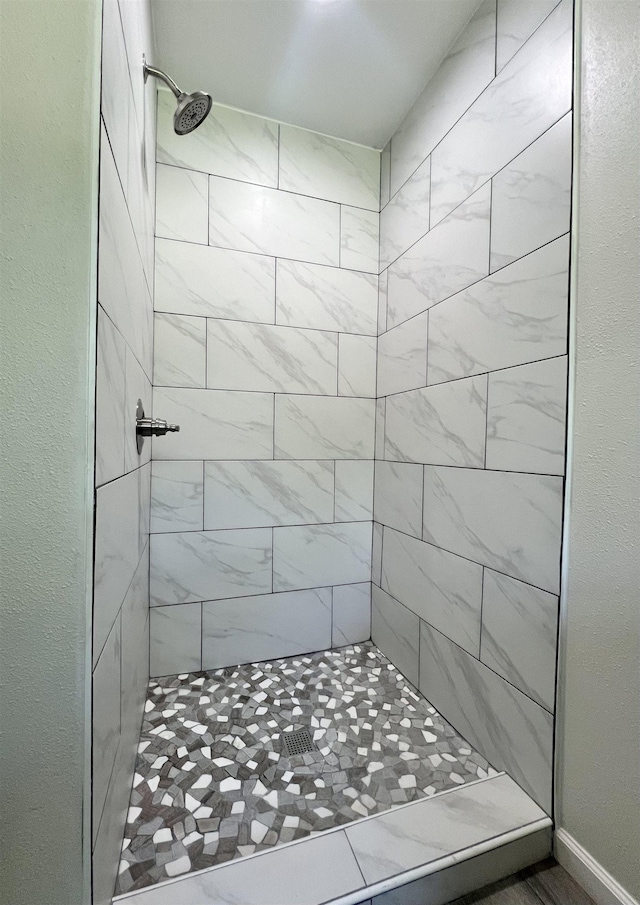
<box><xmin>92</xmin><ymin>0</ymin><xmax>157</xmax><ymax>901</ymax></box>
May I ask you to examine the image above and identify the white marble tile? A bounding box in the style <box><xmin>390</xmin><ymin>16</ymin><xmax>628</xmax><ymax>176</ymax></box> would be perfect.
<box><xmin>150</xmin><ymin>528</ymin><xmax>272</xmax><ymax>606</ymax></box>
<box><xmin>154</xmin><ymin>239</ymin><xmax>275</xmax><ymax>323</ymax></box>
<box><xmin>377</xmin><ymin>269</ymin><xmax>388</xmax><ymax>336</ymax></box>
<box><xmin>207</xmin><ymin>320</ymin><xmax>337</xmax><ymax>394</ymax></box>
<box><xmin>382</xmin><ymin>528</ymin><xmax>483</xmax><ymax>656</ymax></box>
<box><xmin>490</xmin><ymin>112</ymin><xmax>572</xmax><ymax>270</ymax></box>
<box><xmin>101</xmin><ymin>0</ymin><xmax>131</xmax><ymax>193</ymax></box>
<box><xmin>419</xmin><ymin>622</ymin><xmax>554</xmax><ymax>811</ymax></box>
<box><xmin>157</xmin><ymin>93</ymin><xmax>278</xmax><ymax>186</ymax></box>
<box><xmin>333</xmin><ymin>583</ymin><xmax>371</xmax><ymax>646</ymax></box>
<box><xmin>273</xmin><ymin>522</ymin><xmax>372</xmax><ymax>592</ymax></box>
<box><xmin>96</xmin><ymin>306</ymin><xmax>126</xmax><ymax>486</ymax></box>
<box><xmin>347</xmin><ymin>773</ymin><xmax>547</xmax><ymax>884</ymax></box>
<box><xmin>375</xmin><ymin>397</ymin><xmax>386</xmax><ymax>460</ymax></box>
<box><xmin>92</xmin><ymin>614</ymin><xmax>121</xmax><ymax>844</ymax></box>
<box><xmin>276</xmin><ymin>259</ymin><xmax>377</xmax><ymax>335</ymax></box>
<box><xmin>150</xmin><ymin>603</ymin><xmax>202</xmax><ymax>677</ymax></box>
<box><xmin>497</xmin><ymin>0</ymin><xmax>561</xmax><ymax>72</ymax></box>
<box><xmin>275</xmin><ymin>394</ymin><xmax>375</xmax><ymax>460</ymax></box>
<box><xmin>334</xmin><ymin>460</ymin><xmax>375</xmax><ymax>521</ymax></box>
<box><xmin>209</xmin><ymin>175</ymin><xmax>340</xmax><ymax>265</ymax></box>
<box><xmin>155</xmin><ymin>163</ymin><xmax>208</xmax><ymax>244</ymax></box>
<box><xmin>279</xmin><ymin>124</ymin><xmax>379</xmax><ymax>210</ymax></box>
<box><xmin>372</xmin><ymin>522</ymin><xmax>383</xmax><ymax>587</ymax></box>
<box><xmin>203</xmin><ymin>460</ymin><xmax>334</xmax><ymax>529</ymax></box>
<box><xmin>341</xmin><ymin>205</ymin><xmax>379</xmax><ymax>273</ymax></box>
<box><xmin>385</xmin><ymin>377</ymin><xmax>487</xmax><ymax>468</ymax></box>
<box><xmin>153</xmin><ymin>313</ymin><xmax>206</xmax><ymax>388</ymax></box>
<box><xmin>377</xmin><ymin>313</ymin><xmax>428</xmax><ymax>397</ymax></box>
<box><xmin>427</xmin><ymin>235</ymin><xmax>569</xmax><ymax>384</ymax></box>
<box><xmin>150</xmin><ymin>461</ymin><xmax>204</xmax><ymax>533</ymax></box>
<box><xmin>430</xmin><ymin>0</ymin><xmax>573</xmax><ymax>224</ymax></box>
<box><xmin>371</xmin><ymin>584</ymin><xmax>420</xmax><ymax>687</ymax></box>
<box><xmin>152</xmin><ymin>387</ymin><xmax>273</xmax><ymax>460</ymax></box>
<box><xmin>119</xmin><ymin>543</ymin><xmax>149</xmax><ymax>743</ymax></box>
<box><xmin>380</xmin><ymin>140</ymin><xmax>391</xmax><ymax>208</ymax></box>
<box><xmin>124</xmin><ymin>345</ymin><xmax>152</xmax><ymax>473</ymax></box>
<box><xmin>202</xmin><ymin>587</ymin><xmax>332</xmax><ymax>669</ymax></box>
<box><xmin>380</xmin><ymin>155</ymin><xmax>431</xmax><ymax>269</ymax></box>
<box><xmin>387</xmin><ymin>183</ymin><xmax>491</xmax><ymax>330</ymax></box>
<box><xmin>481</xmin><ymin>569</ymin><xmax>558</xmax><ymax>711</ymax></box>
<box><xmin>486</xmin><ymin>356</ymin><xmax>567</xmax><ymax>474</ymax></box>
<box><xmin>374</xmin><ymin>461</ymin><xmax>423</xmax><ymax>539</ymax></box>
<box><xmin>338</xmin><ymin>334</ymin><xmax>377</xmax><ymax>397</ymax></box>
<box><xmin>118</xmin><ymin>826</ymin><xmax>364</xmax><ymax>905</ymax></box>
<box><xmin>422</xmin><ymin>467</ymin><xmax>563</xmax><ymax>594</ymax></box>
<box><xmin>390</xmin><ymin>0</ymin><xmax>497</xmax><ymax>196</ymax></box>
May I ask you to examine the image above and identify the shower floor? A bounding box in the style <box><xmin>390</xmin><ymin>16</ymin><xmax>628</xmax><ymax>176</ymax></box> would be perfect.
<box><xmin>115</xmin><ymin>642</ymin><xmax>499</xmax><ymax>895</ymax></box>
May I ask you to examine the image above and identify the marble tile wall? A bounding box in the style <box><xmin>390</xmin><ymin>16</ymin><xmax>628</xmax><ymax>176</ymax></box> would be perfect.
<box><xmin>93</xmin><ymin>0</ymin><xmax>156</xmax><ymax>901</ymax></box>
<box><xmin>151</xmin><ymin>96</ymin><xmax>379</xmax><ymax>674</ymax></box>
<box><xmin>372</xmin><ymin>0</ymin><xmax>571</xmax><ymax>815</ymax></box>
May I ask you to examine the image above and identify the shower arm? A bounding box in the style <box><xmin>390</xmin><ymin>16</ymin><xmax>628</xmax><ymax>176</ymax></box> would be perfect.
<box><xmin>143</xmin><ymin>61</ymin><xmax>183</xmax><ymax>99</ymax></box>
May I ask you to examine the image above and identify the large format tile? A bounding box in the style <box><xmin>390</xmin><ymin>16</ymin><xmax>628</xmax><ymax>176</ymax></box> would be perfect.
<box><xmin>202</xmin><ymin>588</ymin><xmax>332</xmax><ymax>668</ymax></box>
<box><xmin>419</xmin><ymin>623</ymin><xmax>554</xmax><ymax>811</ymax></box>
<box><xmin>152</xmin><ymin>387</ymin><xmax>273</xmax><ymax>460</ymax></box>
<box><xmin>154</xmin><ymin>239</ymin><xmax>275</xmax><ymax>323</ymax></box>
<box><xmin>153</xmin><ymin>313</ymin><xmax>206</xmax><ymax>388</ymax></box>
<box><xmin>96</xmin><ymin>305</ymin><xmax>126</xmax><ymax>486</ymax></box>
<box><xmin>385</xmin><ymin>377</ymin><xmax>487</xmax><ymax>468</ymax></box>
<box><xmin>371</xmin><ymin>584</ymin><xmax>419</xmax><ymax>686</ymax></box>
<box><xmin>374</xmin><ymin>461</ymin><xmax>423</xmax><ymax>538</ymax></box>
<box><xmin>335</xmin><ymin>460</ymin><xmax>375</xmax><ymax>521</ymax></box>
<box><xmin>273</xmin><ymin>522</ymin><xmax>372</xmax><ymax>592</ymax></box>
<box><xmin>92</xmin><ymin>615</ymin><xmax>121</xmax><ymax>844</ymax></box>
<box><xmin>150</xmin><ymin>528</ymin><xmax>272</xmax><ymax>606</ymax></box>
<box><xmin>496</xmin><ymin>0</ymin><xmax>561</xmax><ymax>72</ymax></box>
<box><xmin>208</xmin><ymin>176</ymin><xmax>340</xmax><ymax>264</ymax></box>
<box><xmin>372</xmin><ymin>522</ymin><xmax>383</xmax><ymax>587</ymax></box>
<box><xmin>427</xmin><ymin>236</ymin><xmax>569</xmax><ymax>384</ymax></box>
<box><xmin>332</xmin><ymin>582</ymin><xmax>371</xmax><ymax>645</ymax></box>
<box><xmin>430</xmin><ymin>0</ymin><xmax>573</xmax><ymax>224</ymax></box>
<box><xmin>341</xmin><ymin>205</ymin><xmax>379</xmax><ymax>273</ymax></box>
<box><xmin>377</xmin><ymin>313</ymin><xmax>428</xmax><ymax>398</ymax></box>
<box><xmin>481</xmin><ymin>569</ymin><xmax>558</xmax><ymax>711</ymax></box>
<box><xmin>275</xmin><ymin>395</ymin><xmax>375</xmax><ymax>459</ymax></box>
<box><xmin>119</xmin><ymin>543</ymin><xmax>150</xmax><ymax>744</ymax></box>
<box><xmin>377</xmin><ymin>269</ymin><xmax>388</xmax><ymax>335</ymax></box>
<box><xmin>387</xmin><ymin>183</ymin><xmax>491</xmax><ymax>330</ymax></box>
<box><xmin>382</xmin><ymin>528</ymin><xmax>483</xmax><ymax>656</ymax></box>
<box><xmin>380</xmin><ymin>140</ymin><xmax>391</xmax><ymax>207</ymax></box>
<box><xmin>155</xmin><ymin>164</ymin><xmax>208</xmax><ymax>244</ymax></box>
<box><xmin>486</xmin><ymin>356</ymin><xmax>567</xmax><ymax>475</ymax></box>
<box><xmin>279</xmin><ymin>124</ymin><xmax>379</xmax><ymax>209</ymax></box>
<box><xmin>206</xmin><ymin>320</ymin><xmax>337</xmax><ymax>394</ymax></box>
<box><xmin>422</xmin><ymin>467</ymin><xmax>563</xmax><ymax>594</ymax></box>
<box><xmin>275</xmin><ymin>259</ymin><xmax>377</xmax><ymax>335</ymax></box>
<box><xmin>124</xmin><ymin>345</ymin><xmax>152</xmax><ymax>472</ymax></box>
<box><xmin>490</xmin><ymin>113</ymin><xmax>572</xmax><ymax>270</ymax></box>
<box><xmin>150</xmin><ymin>603</ymin><xmax>202</xmax><ymax>677</ymax></box>
<box><xmin>101</xmin><ymin>0</ymin><xmax>131</xmax><ymax>191</ymax></box>
<box><xmin>157</xmin><ymin>93</ymin><xmax>278</xmax><ymax>186</ymax></box>
<box><xmin>380</xmin><ymin>155</ymin><xmax>430</xmax><ymax>269</ymax></box>
<box><xmin>150</xmin><ymin>461</ymin><xmax>204</xmax><ymax>533</ymax></box>
<box><xmin>339</xmin><ymin>334</ymin><xmax>377</xmax><ymax>397</ymax></box>
<box><xmin>203</xmin><ymin>460</ymin><xmax>334</xmax><ymax>529</ymax></box>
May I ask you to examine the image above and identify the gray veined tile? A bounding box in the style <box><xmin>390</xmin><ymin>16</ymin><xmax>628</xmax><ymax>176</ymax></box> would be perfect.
<box><xmin>155</xmin><ymin>163</ymin><xmax>208</xmax><ymax>244</ymax></box>
<box><xmin>422</xmin><ymin>466</ymin><xmax>563</xmax><ymax>594</ymax></box>
<box><xmin>377</xmin><ymin>313</ymin><xmax>428</xmax><ymax>398</ymax></box>
<box><xmin>275</xmin><ymin>259</ymin><xmax>377</xmax><ymax>335</ymax></box>
<box><xmin>101</xmin><ymin>0</ymin><xmax>131</xmax><ymax>194</ymax></box>
<box><xmin>382</xmin><ymin>528</ymin><xmax>483</xmax><ymax>656</ymax></box>
<box><xmin>338</xmin><ymin>334</ymin><xmax>377</xmax><ymax>397</ymax></box>
<box><xmin>380</xmin><ymin>139</ymin><xmax>391</xmax><ymax>208</ymax></box>
<box><xmin>279</xmin><ymin>124</ymin><xmax>380</xmax><ymax>210</ymax></box>
<box><xmin>202</xmin><ymin>587</ymin><xmax>332</xmax><ymax>669</ymax></box>
<box><xmin>371</xmin><ymin>584</ymin><xmax>419</xmax><ymax>686</ymax></box>
<box><xmin>374</xmin><ymin>461</ymin><xmax>423</xmax><ymax>539</ymax></box>
<box><xmin>387</xmin><ymin>183</ymin><xmax>491</xmax><ymax>330</ymax></box>
<box><xmin>486</xmin><ymin>356</ymin><xmax>567</xmax><ymax>475</ymax></box>
<box><xmin>419</xmin><ymin>622</ymin><xmax>554</xmax><ymax>811</ymax></box>
<box><xmin>481</xmin><ymin>569</ymin><xmax>558</xmax><ymax>711</ymax></box>
<box><xmin>490</xmin><ymin>112</ymin><xmax>572</xmax><ymax>271</ymax></box>
<box><xmin>206</xmin><ymin>319</ymin><xmax>338</xmax><ymax>395</ymax></box>
<box><xmin>124</xmin><ymin>345</ymin><xmax>152</xmax><ymax>473</ymax></box>
<box><xmin>95</xmin><ymin>306</ymin><xmax>126</xmax><ymax>486</ymax></box>
<box><xmin>427</xmin><ymin>235</ymin><xmax>569</xmax><ymax>385</ymax></box>
<box><xmin>203</xmin><ymin>460</ymin><xmax>334</xmax><ymax>529</ymax></box>
<box><xmin>372</xmin><ymin>522</ymin><xmax>383</xmax><ymax>587</ymax></box>
<box><xmin>150</xmin><ymin>603</ymin><xmax>202</xmax><ymax>677</ymax></box>
<box><xmin>378</xmin><ymin>268</ymin><xmax>388</xmax><ymax>336</ymax></box>
<box><xmin>274</xmin><ymin>394</ymin><xmax>375</xmax><ymax>460</ymax></box>
<box><xmin>332</xmin><ymin>582</ymin><xmax>371</xmax><ymax>646</ymax></box>
<box><xmin>92</xmin><ymin>614</ymin><xmax>121</xmax><ymax>845</ymax></box>
<box><xmin>496</xmin><ymin>0</ymin><xmax>562</xmax><ymax>73</ymax></box>
<box><xmin>157</xmin><ymin>93</ymin><xmax>279</xmax><ymax>187</ymax></box>
<box><xmin>150</xmin><ymin>528</ymin><xmax>272</xmax><ymax>606</ymax></box>
<box><xmin>334</xmin><ymin>460</ymin><xmax>375</xmax><ymax>521</ymax></box>
<box><xmin>385</xmin><ymin>377</ymin><xmax>487</xmax><ymax>468</ymax></box>
<box><xmin>380</xmin><ymin>155</ymin><xmax>430</xmax><ymax>269</ymax></box>
<box><xmin>154</xmin><ymin>239</ymin><xmax>276</xmax><ymax>324</ymax></box>
<box><xmin>208</xmin><ymin>175</ymin><xmax>340</xmax><ymax>265</ymax></box>
<box><xmin>153</xmin><ymin>312</ymin><xmax>206</xmax><ymax>388</ymax></box>
<box><xmin>150</xmin><ymin>460</ymin><xmax>204</xmax><ymax>533</ymax></box>
<box><xmin>341</xmin><ymin>205</ymin><xmax>379</xmax><ymax>273</ymax></box>
<box><xmin>120</xmin><ymin>544</ymin><xmax>150</xmax><ymax>744</ymax></box>
<box><xmin>375</xmin><ymin>397</ymin><xmax>386</xmax><ymax>460</ymax></box>
<box><xmin>273</xmin><ymin>522</ymin><xmax>372</xmax><ymax>592</ymax></box>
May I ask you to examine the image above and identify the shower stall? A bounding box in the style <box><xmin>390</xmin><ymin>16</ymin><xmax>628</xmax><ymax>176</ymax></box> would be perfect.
<box><xmin>92</xmin><ymin>0</ymin><xmax>573</xmax><ymax>902</ymax></box>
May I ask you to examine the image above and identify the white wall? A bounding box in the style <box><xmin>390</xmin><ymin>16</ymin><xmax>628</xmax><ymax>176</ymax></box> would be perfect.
<box><xmin>557</xmin><ymin>0</ymin><xmax>640</xmax><ymax>901</ymax></box>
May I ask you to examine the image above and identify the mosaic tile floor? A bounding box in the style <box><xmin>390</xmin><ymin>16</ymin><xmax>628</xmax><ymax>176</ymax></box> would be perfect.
<box><xmin>116</xmin><ymin>642</ymin><xmax>498</xmax><ymax>894</ymax></box>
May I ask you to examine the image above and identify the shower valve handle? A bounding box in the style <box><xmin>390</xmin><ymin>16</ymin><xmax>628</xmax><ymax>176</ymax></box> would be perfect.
<box><xmin>136</xmin><ymin>417</ymin><xmax>180</xmax><ymax>437</ymax></box>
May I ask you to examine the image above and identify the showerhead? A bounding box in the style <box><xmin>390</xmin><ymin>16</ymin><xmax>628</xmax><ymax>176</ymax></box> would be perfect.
<box><xmin>143</xmin><ymin>59</ymin><xmax>212</xmax><ymax>135</ymax></box>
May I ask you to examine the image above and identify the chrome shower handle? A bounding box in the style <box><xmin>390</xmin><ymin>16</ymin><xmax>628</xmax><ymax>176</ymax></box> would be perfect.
<box><xmin>135</xmin><ymin>399</ymin><xmax>179</xmax><ymax>455</ymax></box>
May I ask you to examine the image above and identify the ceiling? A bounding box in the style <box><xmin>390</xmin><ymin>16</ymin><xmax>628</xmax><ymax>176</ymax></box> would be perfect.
<box><xmin>150</xmin><ymin>0</ymin><xmax>483</xmax><ymax>149</ymax></box>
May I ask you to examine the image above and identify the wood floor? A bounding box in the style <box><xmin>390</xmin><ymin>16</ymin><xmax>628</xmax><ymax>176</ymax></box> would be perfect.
<box><xmin>448</xmin><ymin>859</ymin><xmax>596</xmax><ymax>905</ymax></box>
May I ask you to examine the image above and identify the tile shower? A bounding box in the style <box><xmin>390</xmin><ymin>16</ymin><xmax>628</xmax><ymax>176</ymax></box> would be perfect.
<box><xmin>93</xmin><ymin>0</ymin><xmax>573</xmax><ymax>902</ymax></box>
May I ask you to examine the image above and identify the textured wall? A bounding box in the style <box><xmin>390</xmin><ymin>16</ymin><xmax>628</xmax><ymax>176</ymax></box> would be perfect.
<box><xmin>149</xmin><ymin>94</ymin><xmax>379</xmax><ymax>675</ymax></box>
<box><xmin>372</xmin><ymin>0</ymin><xmax>573</xmax><ymax>815</ymax></box>
<box><xmin>92</xmin><ymin>0</ymin><xmax>156</xmax><ymax>901</ymax></box>
<box><xmin>0</xmin><ymin>2</ymin><xmax>101</xmax><ymax>904</ymax></box>
<box><xmin>557</xmin><ymin>0</ymin><xmax>640</xmax><ymax>898</ymax></box>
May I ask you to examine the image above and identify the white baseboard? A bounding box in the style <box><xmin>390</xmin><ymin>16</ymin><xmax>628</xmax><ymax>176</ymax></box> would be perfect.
<box><xmin>555</xmin><ymin>828</ymin><xmax>639</xmax><ymax>905</ymax></box>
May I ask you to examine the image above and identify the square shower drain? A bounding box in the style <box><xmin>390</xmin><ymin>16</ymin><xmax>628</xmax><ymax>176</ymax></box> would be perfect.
<box><xmin>282</xmin><ymin>727</ymin><xmax>316</xmax><ymax>757</ymax></box>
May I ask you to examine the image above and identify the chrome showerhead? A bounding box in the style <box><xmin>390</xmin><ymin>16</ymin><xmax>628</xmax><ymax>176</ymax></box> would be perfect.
<box><xmin>143</xmin><ymin>59</ymin><xmax>212</xmax><ymax>135</ymax></box>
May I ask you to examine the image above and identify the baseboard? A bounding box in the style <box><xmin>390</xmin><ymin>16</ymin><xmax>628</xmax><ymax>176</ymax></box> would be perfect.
<box><xmin>555</xmin><ymin>828</ymin><xmax>639</xmax><ymax>905</ymax></box>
